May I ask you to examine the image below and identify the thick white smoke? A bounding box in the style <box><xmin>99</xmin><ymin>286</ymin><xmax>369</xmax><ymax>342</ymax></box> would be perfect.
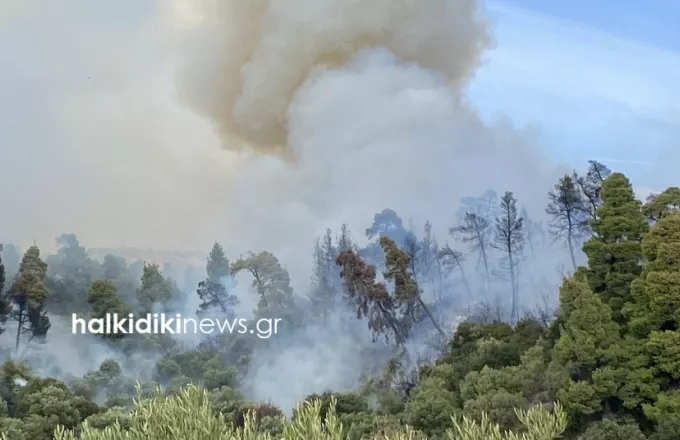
<box><xmin>2</xmin><ymin>0</ymin><xmax>567</xmax><ymax>411</ymax></box>
<box><xmin>167</xmin><ymin>0</ymin><xmax>563</xmax><ymax>409</ymax></box>
<box><xmin>174</xmin><ymin>0</ymin><xmax>492</xmax><ymax>153</ymax></box>
<box><xmin>170</xmin><ymin>0</ymin><xmax>559</xmax><ymax>285</ymax></box>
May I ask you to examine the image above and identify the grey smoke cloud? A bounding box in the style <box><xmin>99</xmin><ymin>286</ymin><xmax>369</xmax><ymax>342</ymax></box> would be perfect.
<box><xmin>175</xmin><ymin>0</ymin><xmax>492</xmax><ymax>154</ymax></box>
<box><xmin>171</xmin><ymin>0</ymin><xmax>562</xmax><ymax>287</ymax></box>
<box><xmin>168</xmin><ymin>0</ymin><xmax>566</xmax><ymax>408</ymax></box>
<box><xmin>0</xmin><ymin>0</ymin><xmax>578</xmax><ymax>413</ymax></box>
<box><xmin>1</xmin><ymin>0</ymin><xmax>563</xmax><ymax>290</ymax></box>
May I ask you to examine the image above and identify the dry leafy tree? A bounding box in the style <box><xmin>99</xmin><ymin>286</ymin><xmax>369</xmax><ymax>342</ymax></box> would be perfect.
<box><xmin>381</xmin><ymin>236</ymin><xmax>446</xmax><ymax>338</ymax></box>
<box><xmin>545</xmin><ymin>174</ymin><xmax>586</xmax><ymax>271</ymax></box>
<box><xmin>336</xmin><ymin>233</ymin><xmax>448</xmax><ymax>345</ymax></box>
<box><xmin>336</xmin><ymin>246</ymin><xmax>409</xmax><ymax>344</ymax></box>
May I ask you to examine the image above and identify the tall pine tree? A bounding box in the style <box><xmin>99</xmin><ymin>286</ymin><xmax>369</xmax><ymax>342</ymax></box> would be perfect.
<box><xmin>580</xmin><ymin>173</ymin><xmax>648</xmax><ymax>326</ymax></box>
<box><xmin>492</xmin><ymin>191</ymin><xmax>525</xmax><ymax>323</ymax></box>
<box><xmin>197</xmin><ymin>242</ymin><xmax>238</xmax><ymax>316</ymax></box>
<box><xmin>8</xmin><ymin>246</ymin><xmax>51</xmax><ymax>352</ymax></box>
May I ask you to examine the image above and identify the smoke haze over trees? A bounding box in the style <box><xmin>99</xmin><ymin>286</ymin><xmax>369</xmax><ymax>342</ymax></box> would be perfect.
<box><xmin>1</xmin><ymin>0</ymin><xmax>679</xmax><ymax>439</ymax></box>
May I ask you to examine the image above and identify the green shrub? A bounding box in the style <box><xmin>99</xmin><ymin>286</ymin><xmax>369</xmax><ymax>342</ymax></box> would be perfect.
<box><xmin>41</xmin><ymin>384</ymin><xmax>567</xmax><ymax>440</ymax></box>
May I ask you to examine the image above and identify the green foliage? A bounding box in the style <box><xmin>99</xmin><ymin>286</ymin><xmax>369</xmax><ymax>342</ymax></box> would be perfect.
<box><xmin>7</xmin><ymin>246</ymin><xmax>51</xmax><ymax>351</ymax></box>
<box><xmin>577</xmin><ymin>418</ymin><xmax>647</xmax><ymax>440</ymax></box>
<box><xmin>3</xmin><ymin>168</ymin><xmax>680</xmax><ymax>440</ymax></box>
<box><xmin>627</xmin><ymin>213</ymin><xmax>680</xmax><ymax>336</ymax></box>
<box><xmin>642</xmin><ymin>187</ymin><xmax>680</xmax><ymax>222</ymax></box>
<box><xmin>642</xmin><ymin>390</ymin><xmax>680</xmax><ymax>440</ymax></box>
<box><xmin>448</xmin><ymin>402</ymin><xmax>566</xmax><ymax>440</ymax></box>
<box><xmin>230</xmin><ymin>251</ymin><xmax>297</xmax><ymax>322</ymax></box>
<box><xmin>197</xmin><ymin>242</ymin><xmax>239</xmax><ymax>315</ymax></box>
<box><xmin>0</xmin><ymin>369</ymin><xmax>100</xmax><ymax>440</ymax></box>
<box><xmin>46</xmin><ymin>384</ymin><xmax>566</xmax><ymax>440</ymax></box>
<box><xmin>301</xmin><ymin>392</ymin><xmax>369</xmax><ymax>421</ymax></box>
<box><xmin>136</xmin><ymin>263</ymin><xmax>174</xmax><ymax>313</ymax></box>
<box><xmin>581</xmin><ymin>173</ymin><xmax>648</xmax><ymax>325</ymax></box>
<box><xmin>100</xmin><ymin>254</ymin><xmax>138</xmax><ymax>306</ymax></box>
<box><xmin>207</xmin><ymin>242</ymin><xmax>230</xmax><ymax>283</ymax></box>
<box><xmin>87</xmin><ymin>280</ymin><xmax>133</xmax><ymax>337</ymax></box>
<box><xmin>552</xmin><ymin>277</ymin><xmax>620</xmax><ymax>373</ymax></box>
<box><xmin>403</xmin><ymin>376</ymin><xmax>458</xmax><ymax>436</ymax></box>
<box><xmin>83</xmin><ymin>407</ymin><xmax>132</xmax><ymax>431</ymax></box>
<box><xmin>45</xmin><ymin>234</ymin><xmax>101</xmax><ymax>315</ymax></box>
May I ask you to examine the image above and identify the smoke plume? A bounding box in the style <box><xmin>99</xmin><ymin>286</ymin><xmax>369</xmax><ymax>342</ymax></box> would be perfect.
<box><xmin>167</xmin><ymin>0</ymin><xmax>563</xmax><ymax>408</ymax></box>
<box><xmin>175</xmin><ymin>0</ymin><xmax>492</xmax><ymax>154</ymax></box>
<box><xmin>0</xmin><ymin>0</ymin><xmax>574</xmax><ymax>413</ymax></box>
<box><xmin>168</xmin><ymin>0</ymin><xmax>559</xmax><ymax>287</ymax></box>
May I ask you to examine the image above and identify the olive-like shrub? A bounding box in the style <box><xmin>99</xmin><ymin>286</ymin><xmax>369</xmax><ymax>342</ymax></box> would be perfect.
<box><xmin>5</xmin><ymin>384</ymin><xmax>566</xmax><ymax>440</ymax></box>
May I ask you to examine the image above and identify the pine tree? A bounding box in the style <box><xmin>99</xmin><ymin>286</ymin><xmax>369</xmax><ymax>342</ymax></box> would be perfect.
<box><xmin>574</xmin><ymin>160</ymin><xmax>611</xmax><ymax>227</ymax></box>
<box><xmin>0</xmin><ymin>245</ymin><xmax>9</xmax><ymax>336</ymax></box>
<box><xmin>87</xmin><ymin>280</ymin><xmax>133</xmax><ymax>339</ymax></box>
<box><xmin>0</xmin><ymin>245</ymin><xmax>4</xmax><ymax>295</ymax></box>
<box><xmin>551</xmin><ymin>276</ymin><xmax>621</xmax><ymax>430</ymax></box>
<box><xmin>309</xmin><ymin>230</ymin><xmax>337</xmax><ymax>322</ymax></box>
<box><xmin>381</xmin><ymin>236</ymin><xmax>445</xmax><ymax>338</ymax></box>
<box><xmin>546</xmin><ymin>174</ymin><xmax>586</xmax><ymax>271</ymax></box>
<box><xmin>453</xmin><ymin>212</ymin><xmax>492</xmax><ymax>284</ymax></box>
<box><xmin>336</xmin><ymin>246</ymin><xmax>409</xmax><ymax>344</ymax></box>
<box><xmin>641</xmin><ymin>187</ymin><xmax>680</xmax><ymax>223</ymax></box>
<box><xmin>627</xmin><ymin>213</ymin><xmax>680</xmax><ymax>336</ymax></box>
<box><xmin>137</xmin><ymin>263</ymin><xmax>173</xmax><ymax>313</ymax></box>
<box><xmin>206</xmin><ymin>242</ymin><xmax>230</xmax><ymax>284</ymax></box>
<box><xmin>230</xmin><ymin>251</ymin><xmax>296</xmax><ymax>322</ymax></box>
<box><xmin>580</xmin><ymin>173</ymin><xmax>648</xmax><ymax>326</ymax></box>
<box><xmin>438</xmin><ymin>244</ymin><xmax>473</xmax><ymax>301</ymax></box>
<box><xmin>45</xmin><ymin>234</ymin><xmax>100</xmax><ymax>315</ymax></box>
<box><xmin>619</xmin><ymin>214</ymin><xmax>680</xmax><ymax>436</ymax></box>
<box><xmin>492</xmin><ymin>191</ymin><xmax>525</xmax><ymax>324</ymax></box>
<box><xmin>8</xmin><ymin>246</ymin><xmax>51</xmax><ymax>352</ymax></box>
<box><xmin>197</xmin><ymin>242</ymin><xmax>238</xmax><ymax>316</ymax></box>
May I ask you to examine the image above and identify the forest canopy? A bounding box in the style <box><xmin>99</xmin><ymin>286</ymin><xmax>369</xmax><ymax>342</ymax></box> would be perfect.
<box><xmin>1</xmin><ymin>160</ymin><xmax>680</xmax><ymax>439</ymax></box>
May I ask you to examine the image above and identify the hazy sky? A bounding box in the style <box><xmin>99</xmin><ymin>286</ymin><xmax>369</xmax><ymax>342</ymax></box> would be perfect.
<box><xmin>1</xmin><ymin>0</ymin><xmax>678</xmax><ymax>258</ymax></box>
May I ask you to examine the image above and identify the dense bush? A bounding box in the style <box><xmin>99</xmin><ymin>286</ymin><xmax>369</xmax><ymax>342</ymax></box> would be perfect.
<box><xmin>41</xmin><ymin>384</ymin><xmax>565</xmax><ymax>440</ymax></box>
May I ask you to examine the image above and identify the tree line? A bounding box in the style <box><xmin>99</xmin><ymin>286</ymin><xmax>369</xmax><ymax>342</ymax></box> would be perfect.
<box><xmin>1</xmin><ymin>159</ymin><xmax>679</xmax><ymax>439</ymax></box>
